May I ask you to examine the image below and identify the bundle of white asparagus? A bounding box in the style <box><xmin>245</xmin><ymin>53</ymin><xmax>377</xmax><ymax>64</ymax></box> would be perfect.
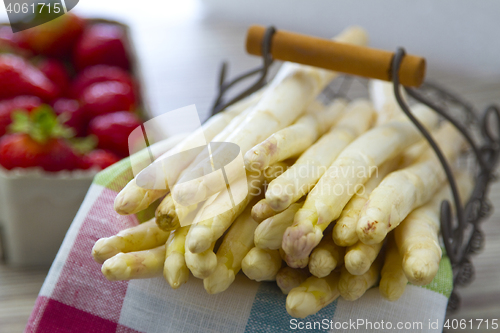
<box><xmin>92</xmin><ymin>26</ymin><xmax>474</xmax><ymax>319</ymax></box>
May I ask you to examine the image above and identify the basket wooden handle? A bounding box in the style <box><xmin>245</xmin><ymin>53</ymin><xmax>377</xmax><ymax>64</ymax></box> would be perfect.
<box><xmin>246</xmin><ymin>25</ymin><xmax>426</xmax><ymax>87</ymax></box>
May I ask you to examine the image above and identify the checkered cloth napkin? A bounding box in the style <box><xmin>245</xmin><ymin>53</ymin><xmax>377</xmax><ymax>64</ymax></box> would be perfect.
<box><xmin>26</xmin><ymin>152</ymin><xmax>454</xmax><ymax>333</ymax></box>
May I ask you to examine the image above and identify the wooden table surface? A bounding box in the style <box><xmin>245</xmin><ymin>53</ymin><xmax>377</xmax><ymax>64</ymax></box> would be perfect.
<box><xmin>1</xmin><ymin>1</ymin><xmax>499</xmax><ymax>332</ymax></box>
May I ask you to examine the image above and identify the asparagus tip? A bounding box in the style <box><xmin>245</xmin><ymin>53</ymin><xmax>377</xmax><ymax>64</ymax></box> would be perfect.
<box><xmin>92</xmin><ymin>239</ymin><xmax>119</xmax><ymax>264</ymax></box>
<box><xmin>163</xmin><ymin>252</ymin><xmax>189</xmax><ymax>289</ymax></box>
<box><xmin>186</xmin><ymin>227</ymin><xmax>212</xmax><ymax>253</ymax></box>
<box><xmin>403</xmin><ymin>252</ymin><xmax>438</xmax><ymax>286</ymax></box>
<box><xmin>345</xmin><ymin>250</ymin><xmax>370</xmax><ymax>276</ymax></box>
<box><xmin>203</xmin><ymin>263</ymin><xmax>235</xmax><ymax>294</ymax></box>
<box><xmin>186</xmin><ymin>249</ymin><xmax>217</xmax><ymax>279</ymax></box>
<box><xmin>286</xmin><ymin>290</ymin><xmax>317</xmax><ymax>319</ymax></box>
<box><xmin>267</xmin><ymin>192</ymin><xmax>292</xmax><ymax>212</ymax></box>
<box><xmin>379</xmin><ymin>275</ymin><xmax>405</xmax><ymax>301</ymax></box>
<box><xmin>101</xmin><ymin>254</ymin><xmax>130</xmax><ymax>281</ymax></box>
<box><xmin>338</xmin><ymin>275</ymin><xmax>368</xmax><ymax>301</ymax></box>
<box><xmin>309</xmin><ymin>249</ymin><xmax>337</xmax><ymax>278</ymax></box>
<box><xmin>282</xmin><ymin>223</ymin><xmax>321</xmax><ymax>268</ymax></box>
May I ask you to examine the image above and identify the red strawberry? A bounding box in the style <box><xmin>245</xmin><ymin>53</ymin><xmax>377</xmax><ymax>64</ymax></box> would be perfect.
<box><xmin>89</xmin><ymin>111</ymin><xmax>141</xmax><ymax>157</ymax></box>
<box><xmin>0</xmin><ymin>54</ymin><xmax>59</xmax><ymax>101</ymax></box>
<box><xmin>18</xmin><ymin>12</ymin><xmax>85</xmax><ymax>57</ymax></box>
<box><xmin>0</xmin><ymin>96</ymin><xmax>42</xmax><ymax>136</ymax></box>
<box><xmin>37</xmin><ymin>137</ymin><xmax>81</xmax><ymax>171</ymax></box>
<box><xmin>0</xmin><ymin>107</ymin><xmax>80</xmax><ymax>172</ymax></box>
<box><xmin>37</xmin><ymin>59</ymin><xmax>70</xmax><ymax>96</ymax></box>
<box><xmin>81</xmin><ymin>81</ymin><xmax>135</xmax><ymax>118</ymax></box>
<box><xmin>73</xmin><ymin>24</ymin><xmax>130</xmax><ymax>71</ymax></box>
<box><xmin>0</xmin><ymin>134</ymin><xmax>80</xmax><ymax>171</ymax></box>
<box><xmin>0</xmin><ymin>134</ymin><xmax>43</xmax><ymax>169</ymax></box>
<box><xmin>52</xmin><ymin>98</ymin><xmax>86</xmax><ymax>136</ymax></box>
<box><xmin>80</xmin><ymin>149</ymin><xmax>120</xmax><ymax>170</ymax></box>
<box><xmin>70</xmin><ymin>65</ymin><xmax>135</xmax><ymax>99</ymax></box>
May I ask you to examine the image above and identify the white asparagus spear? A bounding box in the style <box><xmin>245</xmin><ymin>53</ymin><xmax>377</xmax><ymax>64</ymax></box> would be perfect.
<box><xmin>251</xmin><ymin>162</ymin><xmax>295</xmax><ymax>223</ymax></box>
<box><xmin>394</xmin><ymin>172</ymin><xmax>473</xmax><ymax>285</ymax></box>
<box><xmin>276</xmin><ymin>267</ymin><xmax>310</xmax><ymax>295</ymax></box>
<box><xmin>308</xmin><ymin>234</ymin><xmax>345</xmax><ymax>278</ymax></box>
<box><xmin>185</xmin><ymin>171</ymin><xmax>265</xmax><ymax>253</ymax></box>
<box><xmin>263</xmin><ymin>161</ymin><xmax>290</xmax><ymax>184</ymax></box>
<box><xmin>155</xmin><ymin>193</ymin><xmax>200</xmax><ymax>232</ymax></box>
<box><xmin>159</xmin><ymin>93</ymin><xmax>265</xmax><ymax>215</ymax></box>
<box><xmin>154</xmin><ymin>105</ymin><xmax>265</xmax><ymax>229</ymax></box>
<box><xmin>92</xmin><ymin>219</ymin><xmax>170</xmax><ymax>264</ymax></box>
<box><xmin>112</xmin><ymin>133</ymin><xmax>187</xmax><ymax>215</ymax></box>
<box><xmin>379</xmin><ymin>233</ymin><xmax>408</xmax><ymax>301</ymax></box>
<box><xmin>163</xmin><ymin>226</ymin><xmax>190</xmax><ymax>289</ymax></box>
<box><xmin>368</xmin><ymin>79</ymin><xmax>407</xmax><ymax>125</ymax></box>
<box><xmin>399</xmin><ymin>139</ymin><xmax>433</xmax><ymax>168</ymax></box>
<box><xmin>170</xmin><ymin>174</ymin><xmax>262</xmax><ymax>282</ymax></box>
<box><xmin>185</xmin><ymin>242</ymin><xmax>217</xmax><ymax>279</ymax></box>
<box><xmin>254</xmin><ymin>203</ymin><xmax>303</xmax><ymax>250</ymax></box>
<box><xmin>266</xmin><ymin>99</ymin><xmax>376</xmax><ymax>213</ymax></box>
<box><xmin>114</xmin><ymin>92</ymin><xmax>262</xmax><ymax>215</ymax></box>
<box><xmin>251</xmin><ymin>199</ymin><xmax>285</xmax><ymax>223</ymax></box>
<box><xmin>166</xmin><ymin>101</ymin><xmax>258</xmax><ymax>191</ymax></box>
<box><xmin>357</xmin><ymin>123</ymin><xmax>465</xmax><ymax>245</ymax></box>
<box><xmin>398</xmin><ymin>124</ymin><xmax>455</xmax><ymax>169</ymax></box>
<box><xmin>183</xmin><ymin>174</ymin><xmax>250</xmax><ymax>278</ymax></box>
<box><xmin>172</xmin><ymin>93</ymin><xmax>312</xmax><ymax>205</ymax></box>
<box><xmin>332</xmin><ymin>157</ymin><xmax>400</xmax><ymax>247</ymax></box>
<box><xmin>241</xmin><ymin>247</ymin><xmax>282</xmax><ymax>281</ymax></box>
<box><xmin>155</xmin><ymin>194</ymin><xmax>179</xmax><ymax>231</ymax></box>
<box><xmin>306</xmin><ymin>100</ymin><xmax>326</xmax><ymax>114</ymax></box>
<box><xmin>138</xmin><ymin>88</ymin><xmax>264</xmax><ymax>188</ymax></box>
<box><xmin>338</xmin><ymin>254</ymin><xmax>383</xmax><ymax>301</ymax></box>
<box><xmin>244</xmin><ymin>99</ymin><xmax>346</xmax><ymax>171</ymax></box>
<box><xmin>171</xmin><ymin>27</ymin><xmax>369</xmax><ymax>208</ymax></box>
<box><xmin>282</xmin><ymin>105</ymin><xmax>439</xmax><ymax>268</ymax></box>
<box><xmin>203</xmin><ymin>203</ymin><xmax>258</xmax><ymax>294</ymax></box>
<box><xmin>114</xmin><ymin>179</ymin><xmax>169</xmax><ymax>216</ymax></box>
<box><xmin>101</xmin><ymin>245</ymin><xmax>166</xmax><ymax>281</ymax></box>
<box><xmin>344</xmin><ymin>240</ymin><xmax>384</xmax><ymax>276</ymax></box>
<box><xmin>286</xmin><ymin>272</ymin><xmax>341</xmax><ymax>318</ymax></box>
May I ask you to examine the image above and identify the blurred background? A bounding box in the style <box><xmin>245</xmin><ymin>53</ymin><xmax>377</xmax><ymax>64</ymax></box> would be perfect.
<box><xmin>1</xmin><ymin>0</ymin><xmax>499</xmax><ymax>331</ymax></box>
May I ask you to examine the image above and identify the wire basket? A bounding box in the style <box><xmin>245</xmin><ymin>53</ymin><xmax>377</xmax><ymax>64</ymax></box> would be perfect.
<box><xmin>209</xmin><ymin>26</ymin><xmax>500</xmax><ymax>313</ymax></box>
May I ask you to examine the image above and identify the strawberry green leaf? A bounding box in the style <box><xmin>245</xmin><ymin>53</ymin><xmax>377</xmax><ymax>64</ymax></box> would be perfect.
<box><xmin>9</xmin><ymin>110</ymin><xmax>31</xmax><ymax>134</ymax></box>
<box><xmin>8</xmin><ymin>105</ymin><xmax>75</xmax><ymax>143</ymax></box>
<box><xmin>69</xmin><ymin>135</ymin><xmax>98</xmax><ymax>155</ymax></box>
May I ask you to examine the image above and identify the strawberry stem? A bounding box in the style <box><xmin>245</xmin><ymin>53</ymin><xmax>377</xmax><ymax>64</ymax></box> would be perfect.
<box><xmin>9</xmin><ymin>105</ymin><xmax>75</xmax><ymax>144</ymax></box>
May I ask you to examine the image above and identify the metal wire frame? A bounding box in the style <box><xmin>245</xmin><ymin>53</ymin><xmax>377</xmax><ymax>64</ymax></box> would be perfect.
<box><xmin>392</xmin><ymin>48</ymin><xmax>500</xmax><ymax>311</ymax></box>
<box><xmin>210</xmin><ymin>26</ymin><xmax>500</xmax><ymax>312</ymax></box>
<box><xmin>210</xmin><ymin>27</ymin><xmax>276</xmax><ymax>115</ymax></box>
